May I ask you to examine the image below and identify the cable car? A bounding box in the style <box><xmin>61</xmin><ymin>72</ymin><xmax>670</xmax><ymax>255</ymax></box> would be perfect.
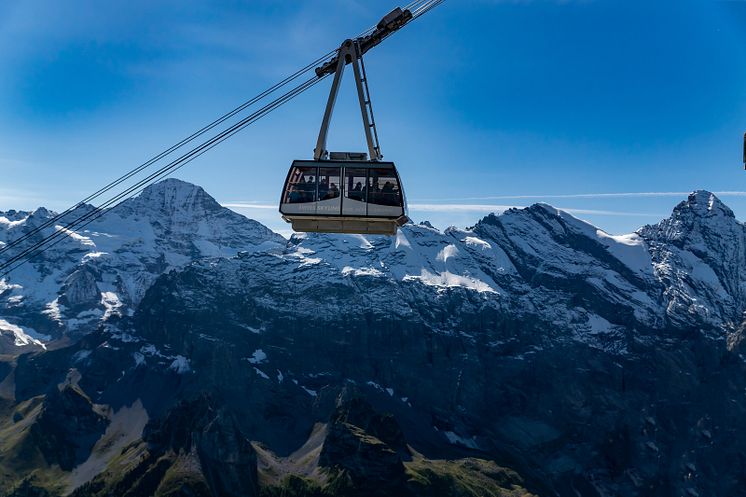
<box><xmin>280</xmin><ymin>8</ymin><xmax>412</xmax><ymax>236</ymax></box>
<box><xmin>280</xmin><ymin>154</ymin><xmax>406</xmax><ymax>235</ymax></box>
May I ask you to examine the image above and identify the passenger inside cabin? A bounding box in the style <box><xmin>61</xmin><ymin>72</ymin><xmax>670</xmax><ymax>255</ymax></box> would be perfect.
<box><xmin>328</xmin><ymin>182</ymin><xmax>339</xmax><ymax>198</ymax></box>
<box><xmin>320</xmin><ymin>180</ymin><xmax>339</xmax><ymax>200</ymax></box>
<box><xmin>288</xmin><ymin>175</ymin><xmax>303</xmax><ymax>202</ymax></box>
<box><xmin>381</xmin><ymin>181</ymin><xmax>397</xmax><ymax>205</ymax></box>
<box><xmin>349</xmin><ymin>182</ymin><xmax>364</xmax><ymax>201</ymax></box>
<box><xmin>289</xmin><ymin>186</ymin><xmax>301</xmax><ymax>203</ymax></box>
<box><xmin>318</xmin><ymin>178</ymin><xmax>329</xmax><ymax>199</ymax></box>
<box><xmin>367</xmin><ymin>180</ymin><xmax>381</xmax><ymax>204</ymax></box>
<box><xmin>303</xmin><ymin>177</ymin><xmax>316</xmax><ymax>201</ymax></box>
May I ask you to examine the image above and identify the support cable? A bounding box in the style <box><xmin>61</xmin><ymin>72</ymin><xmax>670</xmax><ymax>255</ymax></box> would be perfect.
<box><xmin>0</xmin><ymin>0</ymin><xmax>412</xmax><ymax>257</ymax></box>
<box><xmin>0</xmin><ymin>0</ymin><xmax>446</xmax><ymax>276</ymax></box>
<box><xmin>0</xmin><ymin>51</ymin><xmax>334</xmax><ymax>258</ymax></box>
<box><xmin>0</xmin><ymin>75</ymin><xmax>326</xmax><ymax>276</ymax></box>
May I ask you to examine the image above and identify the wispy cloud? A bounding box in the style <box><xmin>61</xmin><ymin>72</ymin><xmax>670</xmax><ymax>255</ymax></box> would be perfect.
<box><xmin>0</xmin><ymin>186</ymin><xmax>47</xmax><ymax>208</ymax></box>
<box><xmin>477</xmin><ymin>0</ymin><xmax>594</xmax><ymax>4</ymax></box>
<box><xmin>0</xmin><ymin>156</ymin><xmax>31</xmax><ymax>169</ymax></box>
<box><xmin>412</xmin><ymin>191</ymin><xmax>746</xmax><ymax>202</ymax></box>
<box><xmin>409</xmin><ymin>204</ymin><xmax>662</xmax><ymax>217</ymax></box>
<box><xmin>409</xmin><ymin>203</ymin><xmax>520</xmax><ymax>212</ymax></box>
<box><xmin>222</xmin><ymin>201</ymin><xmax>661</xmax><ymax>218</ymax></box>
<box><xmin>222</xmin><ymin>202</ymin><xmax>277</xmax><ymax>210</ymax></box>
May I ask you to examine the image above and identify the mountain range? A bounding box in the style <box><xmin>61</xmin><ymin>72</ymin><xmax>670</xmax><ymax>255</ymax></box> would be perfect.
<box><xmin>1</xmin><ymin>179</ymin><xmax>745</xmax><ymax>496</ymax></box>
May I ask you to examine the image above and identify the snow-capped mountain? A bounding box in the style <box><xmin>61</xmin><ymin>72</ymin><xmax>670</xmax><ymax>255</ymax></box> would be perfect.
<box><xmin>0</xmin><ymin>179</ymin><xmax>284</xmax><ymax>348</ymax></box>
<box><xmin>3</xmin><ymin>182</ymin><xmax>746</xmax><ymax>497</ymax></box>
<box><xmin>2</xmin><ymin>184</ymin><xmax>744</xmax><ymax>353</ymax></box>
<box><xmin>639</xmin><ymin>191</ymin><xmax>746</xmax><ymax>331</ymax></box>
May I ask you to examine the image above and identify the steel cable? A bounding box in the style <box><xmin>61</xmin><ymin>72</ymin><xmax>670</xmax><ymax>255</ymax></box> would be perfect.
<box><xmin>0</xmin><ymin>7</ymin><xmax>414</xmax><ymax>258</ymax></box>
<box><xmin>0</xmin><ymin>52</ymin><xmax>335</xmax><ymax>258</ymax></box>
<box><xmin>0</xmin><ymin>1</ymin><xmax>446</xmax><ymax>276</ymax></box>
<box><xmin>0</xmin><ymin>75</ymin><xmax>326</xmax><ymax>276</ymax></box>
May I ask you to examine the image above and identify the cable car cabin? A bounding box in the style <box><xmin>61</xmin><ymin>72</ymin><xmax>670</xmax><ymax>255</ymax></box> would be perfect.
<box><xmin>280</xmin><ymin>13</ymin><xmax>417</xmax><ymax>235</ymax></box>
<box><xmin>280</xmin><ymin>158</ymin><xmax>408</xmax><ymax>235</ymax></box>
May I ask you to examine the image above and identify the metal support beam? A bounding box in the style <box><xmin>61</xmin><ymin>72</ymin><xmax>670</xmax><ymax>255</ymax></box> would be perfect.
<box><xmin>315</xmin><ymin>7</ymin><xmax>413</xmax><ymax>78</ymax></box>
<box><xmin>313</xmin><ymin>41</ymin><xmax>350</xmax><ymax>161</ymax></box>
<box><xmin>314</xmin><ymin>40</ymin><xmax>383</xmax><ymax>161</ymax></box>
<box><xmin>312</xmin><ymin>7</ymin><xmax>413</xmax><ymax>161</ymax></box>
<box><xmin>351</xmin><ymin>44</ymin><xmax>382</xmax><ymax>161</ymax></box>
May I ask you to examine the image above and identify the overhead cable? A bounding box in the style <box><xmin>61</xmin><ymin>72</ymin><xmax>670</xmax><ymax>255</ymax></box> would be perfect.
<box><xmin>0</xmin><ymin>1</ymin><xmax>446</xmax><ymax>277</ymax></box>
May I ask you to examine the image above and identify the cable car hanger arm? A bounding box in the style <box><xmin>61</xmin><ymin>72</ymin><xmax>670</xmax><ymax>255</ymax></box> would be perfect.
<box><xmin>312</xmin><ymin>7</ymin><xmax>412</xmax><ymax>161</ymax></box>
<box><xmin>313</xmin><ymin>41</ymin><xmax>381</xmax><ymax>161</ymax></box>
<box><xmin>314</xmin><ymin>7</ymin><xmax>413</xmax><ymax>78</ymax></box>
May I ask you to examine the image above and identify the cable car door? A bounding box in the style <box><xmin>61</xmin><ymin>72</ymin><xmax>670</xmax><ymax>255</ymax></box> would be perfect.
<box><xmin>342</xmin><ymin>166</ymin><xmax>368</xmax><ymax>217</ymax></box>
<box><xmin>316</xmin><ymin>166</ymin><xmax>342</xmax><ymax>216</ymax></box>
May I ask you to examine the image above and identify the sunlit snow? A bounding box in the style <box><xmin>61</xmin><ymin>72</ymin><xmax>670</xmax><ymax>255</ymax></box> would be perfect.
<box><xmin>0</xmin><ymin>319</ymin><xmax>49</xmax><ymax>349</ymax></box>
<box><xmin>169</xmin><ymin>355</ymin><xmax>191</xmax><ymax>374</ymax></box>
<box><xmin>247</xmin><ymin>349</ymin><xmax>267</xmax><ymax>364</ymax></box>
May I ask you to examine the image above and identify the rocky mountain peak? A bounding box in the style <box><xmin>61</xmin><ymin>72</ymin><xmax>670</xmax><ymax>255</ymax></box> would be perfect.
<box><xmin>674</xmin><ymin>190</ymin><xmax>734</xmax><ymax>219</ymax></box>
<box><xmin>639</xmin><ymin>190</ymin><xmax>740</xmax><ymax>245</ymax></box>
<box><xmin>0</xmin><ymin>178</ymin><xmax>285</xmax><ymax>339</ymax></box>
<box><xmin>636</xmin><ymin>190</ymin><xmax>746</xmax><ymax>328</ymax></box>
<box><xmin>0</xmin><ymin>210</ymin><xmax>28</xmax><ymax>223</ymax></box>
<box><xmin>124</xmin><ymin>178</ymin><xmax>223</xmax><ymax>219</ymax></box>
<box><xmin>23</xmin><ymin>207</ymin><xmax>52</xmax><ymax>228</ymax></box>
<box><xmin>31</xmin><ymin>207</ymin><xmax>52</xmax><ymax>218</ymax></box>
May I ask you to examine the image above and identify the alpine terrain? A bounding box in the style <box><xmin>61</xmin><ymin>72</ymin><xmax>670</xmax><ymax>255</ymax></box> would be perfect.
<box><xmin>2</xmin><ymin>179</ymin><xmax>746</xmax><ymax>497</ymax></box>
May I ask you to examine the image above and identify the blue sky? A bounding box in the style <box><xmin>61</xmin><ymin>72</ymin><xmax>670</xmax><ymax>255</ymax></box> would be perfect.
<box><xmin>1</xmin><ymin>0</ymin><xmax>746</xmax><ymax>236</ymax></box>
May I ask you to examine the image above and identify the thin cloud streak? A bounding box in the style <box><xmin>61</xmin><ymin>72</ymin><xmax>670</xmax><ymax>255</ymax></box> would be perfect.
<box><xmin>410</xmin><ymin>204</ymin><xmax>663</xmax><ymax>217</ymax></box>
<box><xmin>222</xmin><ymin>202</ymin><xmax>662</xmax><ymax>218</ymax></box>
<box><xmin>0</xmin><ymin>187</ymin><xmax>49</xmax><ymax>209</ymax></box>
<box><xmin>411</xmin><ymin>191</ymin><xmax>746</xmax><ymax>202</ymax></box>
<box><xmin>222</xmin><ymin>202</ymin><xmax>277</xmax><ymax>210</ymax></box>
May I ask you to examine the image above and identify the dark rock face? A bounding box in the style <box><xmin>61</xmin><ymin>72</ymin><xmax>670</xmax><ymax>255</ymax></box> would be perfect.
<box><xmin>5</xmin><ymin>480</ymin><xmax>54</xmax><ymax>497</ymax></box>
<box><xmin>59</xmin><ymin>268</ymin><xmax>101</xmax><ymax>310</ymax></box>
<box><xmin>319</xmin><ymin>396</ymin><xmax>409</xmax><ymax>496</ymax></box>
<box><xmin>72</xmin><ymin>396</ymin><xmax>259</xmax><ymax>497</ymax></box>
<box><xmin>125</xmin><ymin>255</ymin><xmax>746</xmax><ymax>497</ymax></box>
<box><xmin>28</xmin><ymin>385</ymin><xmax>108</xmax><ymax>472</ymax></box>
<box><xmin>145</xmin><ymin>396</ymin><xmax>259</xmax><ymax>497</ymax></box>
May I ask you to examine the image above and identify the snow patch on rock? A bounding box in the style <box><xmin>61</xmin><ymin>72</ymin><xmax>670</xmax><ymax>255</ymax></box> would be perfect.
<box><xmin>0</xmin><ymin>319</ymin><xmax>49</xmax><ymax>349</ymax></box>
<box><xmin>247</xmin><ymin>349</ymin><xmax>267</xmax><ymax>364</ymax></box>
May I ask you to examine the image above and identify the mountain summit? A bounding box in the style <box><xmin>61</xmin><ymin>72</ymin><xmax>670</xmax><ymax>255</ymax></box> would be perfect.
<box><xmin>639</xmin><ymin>190</ymin><xmax>746</xmax><ymax>329</ymax></box>
<box><xmin>123</xmin><ymin>178</ymin><xmax>226</xmax><ymax>219</ymax></box>
<box><xmin>678</xmin><ymin>189</ymin><xmax>735</xmax><ymax>218</ymax></box>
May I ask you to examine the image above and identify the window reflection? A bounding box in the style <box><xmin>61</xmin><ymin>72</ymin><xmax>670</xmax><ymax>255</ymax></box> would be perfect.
<box><xmin>318</xmin><ymin>167</ymin><xmax>341</xmax><ymax>200</ymax></box>
<box><xmin>368</xmin><ymin>169</ymin><xmax>400</xmax><ymax>206</ymax></box>
<box><xmin>284</xmin><ymin>166</ymin><xmax>317</xmax><ymax>204</ymax></box>
<box><xmin>344</xmin><ymin>168</ymin><xmax>368</xmax><ymax>202</ymax></box>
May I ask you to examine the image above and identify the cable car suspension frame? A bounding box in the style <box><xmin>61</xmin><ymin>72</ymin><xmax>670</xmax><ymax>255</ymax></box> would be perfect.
<box><xmin>314</xmin><ymin>6</ymin><xmax>413</xmax><ymax>161</ymax></box>
<box><xmin>314</xmin><ymin>39</ymin><xmax>382</xmax><ymax>162</ymax></box>
<box><xmin>279</xmin><ymin>7</ymin><xmax>415</xmax><ymax>235</ymax></box>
